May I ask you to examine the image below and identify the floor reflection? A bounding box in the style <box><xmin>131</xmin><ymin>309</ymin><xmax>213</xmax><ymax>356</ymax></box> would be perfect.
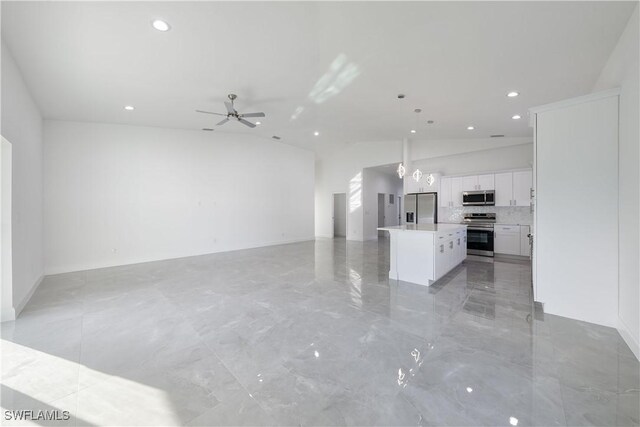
<box><xmin>1</xmin><ymin>238</ymin><xmax>638</xmax><ymax>426</ymax></box>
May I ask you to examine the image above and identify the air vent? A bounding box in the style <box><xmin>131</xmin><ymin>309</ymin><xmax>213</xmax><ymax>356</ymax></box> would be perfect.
<box><xmin>272</xmin><ymin>135</ymin><xmax>281</xmax><ymax>140</ymax></box>
<box><xmin>202</xmin><ymin>128</ymin><xmax>214</xmax><ymax>131</ymax></box>
<box><xmin>490</xmin><ymin>134</ymin><xmax>505</xmax><ymax>138</ymax></box>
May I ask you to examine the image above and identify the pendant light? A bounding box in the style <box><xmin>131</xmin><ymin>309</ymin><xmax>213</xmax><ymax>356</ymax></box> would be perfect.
<box><xmin>411</xmin><ymin>109</ymin><xmax>422</xmax><ymax>182</ymax></box>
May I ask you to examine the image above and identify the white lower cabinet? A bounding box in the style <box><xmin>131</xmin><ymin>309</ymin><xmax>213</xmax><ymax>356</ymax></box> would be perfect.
<box><xmin>494</xmin><ymin>225</ymin><xmax>521</xmax><ymax>255</ymax></box>
<box><xmin>434</xmin><ymin>230</ymin><xmax>467</xmax><ymax>280</ymax></box>
<box><xmin>434</xmin><ymin>236</ymin><xmax>448</xmax><ymax>279</ymax></box>
<box><xmin>520</xmin><ymin>225</ymin><xmax>531</xmax><ymax>257</ymax></box>
<box><xmin>495</xmin><ymin>224</ymin><xmax>531</xmax><ymax>256</ymax></box>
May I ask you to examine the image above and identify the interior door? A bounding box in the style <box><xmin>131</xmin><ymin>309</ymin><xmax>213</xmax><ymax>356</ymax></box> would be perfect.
<box><xmin>377</xmin><ymin>193</ymin><xmax>385</xmax><ymax>237</ymax></box>
<box><xmin>333</xmin><ymin>193</ymin><xmax>347</xmax><ymax>237</ymax></box>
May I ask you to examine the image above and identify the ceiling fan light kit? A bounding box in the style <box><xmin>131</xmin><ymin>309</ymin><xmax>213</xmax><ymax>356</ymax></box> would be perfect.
<box><xmin>196</xmin><ymin>94</ymin><xmax>265</xmax><ymax>128</ymax></box>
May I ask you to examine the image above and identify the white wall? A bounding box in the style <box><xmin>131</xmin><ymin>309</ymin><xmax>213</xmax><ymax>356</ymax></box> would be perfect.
<box><xmin>593</xmin><ymin>5</ymin><xmax>639</xmax><ymax>359</ymax></box>
<box><xmin>314</xmin><ymin>141</ymin><xmax>402</xmax><ymax>239</ymax></box>
<box><xmin>44</xmin><ymin>120</ymin><xmax>315</xmax><ymax>274</ymax></box>
<box><xmin>362</xmin><ymin>168</ymin><xmax>402</xmax><ymax>240</ymax></box>
<box><xmin>0</xmin><ymin>42</ymin><xmax>44</xmax><ymax>316</ymax></box>
<box><xmin>411</xmin><ymin>142</ymin><xmax>533</xmax><ymax>177</ymax></box>
<box><xmin>315</xmin><ymin>136</ymin><xmax>531</xmax><ymax>240</ymax></box>
<box><xmin>534</xmin><ymin>92</ymin><xmax>619</xmax><ymax>329</ymax></box>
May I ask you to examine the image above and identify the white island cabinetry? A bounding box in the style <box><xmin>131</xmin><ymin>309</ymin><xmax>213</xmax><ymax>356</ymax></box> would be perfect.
<box><xmin>378</xmin><ymin>224</ymin><xmax>467</xmax><ymax>286</ymax></box>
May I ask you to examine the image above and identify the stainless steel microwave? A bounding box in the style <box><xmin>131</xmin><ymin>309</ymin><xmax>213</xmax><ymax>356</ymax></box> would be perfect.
<box><xmin>462</xmin><ymin>190</ymin><xmax>495</xmax><ymax>206</ymax></box>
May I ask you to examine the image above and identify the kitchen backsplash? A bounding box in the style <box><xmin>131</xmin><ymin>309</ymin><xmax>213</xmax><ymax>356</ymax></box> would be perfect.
<box><xmin>438</xmin><ymin>206</ymin><xmax>532</xmax><ymax>225</ymax></box>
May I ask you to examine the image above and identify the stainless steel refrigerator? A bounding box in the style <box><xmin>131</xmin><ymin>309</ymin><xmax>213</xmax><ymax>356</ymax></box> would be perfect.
<box><xmin>403</xmin><ymin>192</ymin><xmax>437</xmax><ymax>224</ymax></box>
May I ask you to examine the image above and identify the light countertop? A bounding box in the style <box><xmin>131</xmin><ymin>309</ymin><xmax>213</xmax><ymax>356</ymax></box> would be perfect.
<box><xmin>377</xmin><ymin>223</ymin><xmax>467</xmax><ymax>233</ymax></box>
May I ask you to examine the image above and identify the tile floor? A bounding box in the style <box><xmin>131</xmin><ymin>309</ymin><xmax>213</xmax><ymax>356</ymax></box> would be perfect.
<box><xmin>1</xmin><ymin>238</ymin><xmax>638</xmax><ymax>426</ymax></box>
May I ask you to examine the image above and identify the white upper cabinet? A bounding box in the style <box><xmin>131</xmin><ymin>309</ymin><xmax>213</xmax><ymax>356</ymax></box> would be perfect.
<box><xmin>439</xmin><ymin>177</ymin><xmax>463</xmax><ymax>208</ymax></box>
<box><xmin>439</xmin><ymin>177</ymin><xmax>452</xmax><ymax>208</ymax></box>
<box><xmin>477</xmin><ymin>174</ymin><xmax>495</xmax><ymax>190</ymax></box>
<box><xmin>494</xmin><ymin>172</ymin><xmax>513</xmax><ymax>207</ymax></box>
<box><xmin>450</xmin><ymin>177</ymin><xmax>463</xmax><ymax>207</ymax></box>
<box><xmin>461</xmin><ymin>174</ymin><xmax>494</xmax><ymax>191</ymax></box>
<box><xmin>462</xmin><ymin>176</ymin><xmax>478</xmax><ymax>192</ymax></box>
<box><xmin>512</xmin><ymin>170</ymin><xmax>533</xmax><ymax>206</ymax></box>
<box><xmin>493</xmin><ymin>170</ymin><xmax>532</xmax><ymax>206</ymax></box>
<box><xmin>438</xmin><ymin>169</ymin><xmax>531</xmax><ymax>206</ymax></box>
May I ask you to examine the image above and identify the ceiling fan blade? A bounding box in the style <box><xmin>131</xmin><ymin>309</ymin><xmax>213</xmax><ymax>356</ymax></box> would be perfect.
<box><xmin>195</xmin><ymin>109</ymin><xmax>226</xmax><ymax>116</ymax></box>
<box><xmin>238</xmin><ymin>118</ymin><xmax>256</xmax><ymax>128</ymax></box>
<box><xmin>216</xmin><ymin>118</ymin><xmax>230</xmax><ymax>126</ymax></box>
<box><xmin>224</xmin><ymin>102</ymin><xmax>235</xmax><ymax>114</ymax></box>
<box><xmin>241</xmin><ymin>112</ymin><xmax>265</xmax><ymax>118</ymax></box>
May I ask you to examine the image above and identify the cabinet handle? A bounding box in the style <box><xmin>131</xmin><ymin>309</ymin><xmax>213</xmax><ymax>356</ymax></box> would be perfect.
<box><xmin>530</xmin><ymin>188</ymin><xmax>534</xmax><ymax>199</ymax></box>
<box><xmin>457</xmin><ymin>238</ymin><xmax>460</xmax><ymax>245</ymax></box>
<box><xmin>440</xmin><ymin>245</ymin><xmax>444</xmax><ymax>253</ymax></box>
<box><xmin>449</xmin><ymin>241</ymin><xmax>454</xmax><ymax>249</ymax></box>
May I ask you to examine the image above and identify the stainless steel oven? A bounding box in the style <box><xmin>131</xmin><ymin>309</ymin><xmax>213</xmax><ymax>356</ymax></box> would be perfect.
<box><xmin>462</xmin><ymin>190</ymin><xmax>495</xmax><ymax>206</ymax></box>
<box><xmin>462</xmin><ymin>213</ymin><xmax>496</xmax><ymax>257</ymax></box>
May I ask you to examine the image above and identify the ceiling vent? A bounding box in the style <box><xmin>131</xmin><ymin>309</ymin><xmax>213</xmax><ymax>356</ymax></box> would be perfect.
<box><xmin>490</xmin><ymin>134</ymin><xmax>505</xmax><ymax>138</ymax></box>
<box><xmin>202</xmin><ymin>128</ymin><xmax>214</xmax><ymax>131</ymax></box>
<box><xmin>272</xmin><ymin>135</ymin><xmax>281</xmax><ymax>140</ymax></box>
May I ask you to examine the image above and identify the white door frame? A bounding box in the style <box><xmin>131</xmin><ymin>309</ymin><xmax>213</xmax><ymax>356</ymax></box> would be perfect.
<box><xmin>1</xmin><ymin>137</ymin><xmax>15</xmax><ymax>321</ymax></box>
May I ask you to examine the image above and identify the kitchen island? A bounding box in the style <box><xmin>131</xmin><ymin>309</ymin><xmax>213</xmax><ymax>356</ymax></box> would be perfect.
<box><xmin>378</xmin><ymin>224</ymin><xmax>467</xmax><ymax>286</ymax></box>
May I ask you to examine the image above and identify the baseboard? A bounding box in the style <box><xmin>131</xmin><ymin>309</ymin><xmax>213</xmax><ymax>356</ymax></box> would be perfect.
<box><xmin>44</xmin><ymin>237</ymin><xmax>316</xmax><ymax>276</ymax></box>
<box><xmin>14</xmin><ymin>274</ymin><xmax>44</xmax><ymax>318</ymax></box>
<box><xmin>618</xmin><ymin>316</ymin><xmax>640</xmax><ymax>361</ymax></box>
<box><xmin>1</xmin><ymin>306</ymin><xmax>16</xmax><ymax>322</ymax></box>
<box><xmin>315</xmin><ymin>234</ymin><xmax>334</xmax><ymax>239</ymax></box>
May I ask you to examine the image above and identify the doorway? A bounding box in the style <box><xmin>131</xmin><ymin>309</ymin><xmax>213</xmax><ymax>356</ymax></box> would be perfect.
<box><xmin>377</xmin><ymin>193</ymin><xmax>385</xmax><ymax>237</ymax></box>
<box><xmin>333</xmin><ymin>193</ymin><xmax>346</xmax><ymax>237</ymax></box>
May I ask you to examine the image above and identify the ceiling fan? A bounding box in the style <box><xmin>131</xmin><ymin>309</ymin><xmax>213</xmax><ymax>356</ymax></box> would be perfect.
<box><xmin>196</xmin><ymin>94</ymin><xmax>265</xmax><ymax>128</ymax></box>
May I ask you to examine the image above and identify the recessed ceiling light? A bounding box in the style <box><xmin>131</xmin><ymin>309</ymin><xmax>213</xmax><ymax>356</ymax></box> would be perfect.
<box><xmin>255</xmin><ymin>121</ymin><xmax>261</xmax><ymax>125</ymax></box>
<box><xmin>124</xmin><ymin>105</ymin><xmax>135</xmax><ymax>111</ymax></box>
<box><xmin>467</xmin><ymin>126</ymin><xmax>475</xmax><ymax>130</ymax></box>
<box><xmin>314</xmin><ymin>131</ymin><xmax>320</xmax><ymax>136</ymax></box>
<box><xmin>410</xmin><ymin>129</ymin><xmax>416</xmax><ymax>134</ymax></box>
<box><xmin>507</xmin><ymin>91</ymin><xmax>519</xmax><ymax>98</ymax></box>
<box><xmin>151</xmin><ymin>19</ymin><xmax>171</xmax><ymax>32</ymax></box>
<box><xmin>512</xmin><ymin>115</ymin><xmax>521</xmax><ymax>120</ymax></box>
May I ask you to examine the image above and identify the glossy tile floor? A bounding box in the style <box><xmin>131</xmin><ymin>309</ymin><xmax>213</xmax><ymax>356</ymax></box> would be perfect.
<box><xmin>2</xmin><ymin>238</ymin><xmax>639</xmax><ymax>426</ymax></box>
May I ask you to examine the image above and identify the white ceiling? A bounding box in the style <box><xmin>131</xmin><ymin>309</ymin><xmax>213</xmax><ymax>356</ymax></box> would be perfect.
<box><xmin>2</xmin><ymin>1</ymin><xmax>635</xmax><ymax>151</ymax></box>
